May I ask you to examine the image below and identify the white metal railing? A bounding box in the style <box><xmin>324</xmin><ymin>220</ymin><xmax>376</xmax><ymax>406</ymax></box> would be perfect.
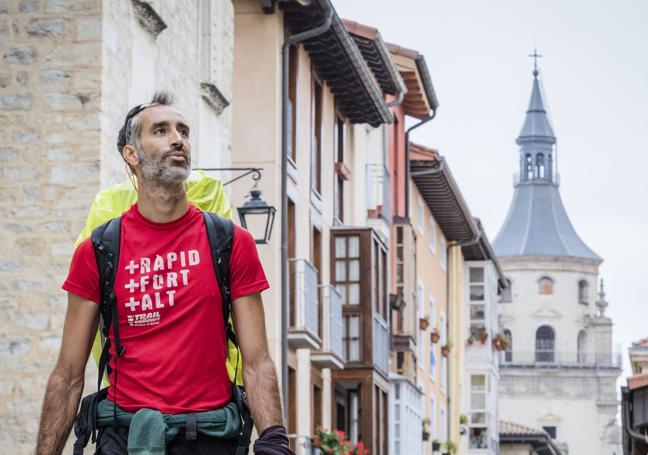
<box><xmin>366</xmin><ymin>163</ymin><xmax>391</xmax><ymax>222</ymax></box>
<box><xmin>500</xmin><ymin>350</ymin><xmax>623</xmax><ymax>368</ymax></box>
<box><xmin>373</xmin><ymin>314</ymin><xmax>389</xmax><ymax>374</ymax></box>
<box><xmin>319</xmin><ymin>285</ymin><xmax>345</xmax><ymax>361</ymax></box>
<box><xmin>289</xmin><ymin>258</ymin><xmax>319</xmax><ymax>338</ymax></box>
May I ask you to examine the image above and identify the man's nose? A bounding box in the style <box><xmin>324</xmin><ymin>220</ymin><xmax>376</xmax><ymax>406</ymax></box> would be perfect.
<box><xmin>169</xmin><ymin>129</ymin><xmax>184</xmax><ymax>148</ymax></box>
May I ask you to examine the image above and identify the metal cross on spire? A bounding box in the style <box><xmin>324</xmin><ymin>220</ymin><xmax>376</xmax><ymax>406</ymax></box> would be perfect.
<box><xmin>529</xmin><ymin>48</ymin><xmax>542</xmax><ymax>78</ymax></box>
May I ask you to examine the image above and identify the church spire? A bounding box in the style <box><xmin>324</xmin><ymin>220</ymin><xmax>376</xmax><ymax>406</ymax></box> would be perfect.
<box><xmin>517</xmin><ymin>52</ymin><xmax>556</xmax><ymax>184</ymax></box>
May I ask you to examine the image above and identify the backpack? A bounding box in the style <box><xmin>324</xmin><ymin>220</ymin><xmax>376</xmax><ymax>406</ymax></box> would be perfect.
<box><xmin>73</xmin><ymin>212</ymin><xmax>253</xmax><ymax>455</ymax></box>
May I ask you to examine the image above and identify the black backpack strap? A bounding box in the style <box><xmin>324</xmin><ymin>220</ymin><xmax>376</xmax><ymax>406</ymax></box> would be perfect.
<box><xmin>203</xmin><ymin>212</ymin><xmax>253</xmax><ymax>455</ymax></box>
<box><xmin>203</xmin><ymin>212</ymin><xmax>237</xmax><ymax>350</ymax></box>
<box><xmin>90</xmin><ymin>217</ymin><xmax>124</xmax><ymax>430</ymax></box>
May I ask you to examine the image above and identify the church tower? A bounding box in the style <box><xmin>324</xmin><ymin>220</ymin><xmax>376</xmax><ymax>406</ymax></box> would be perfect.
<box><xmin>494</xmin><ymin>62</ymin><xmax>622</xmax><ymax>454</ymax></box>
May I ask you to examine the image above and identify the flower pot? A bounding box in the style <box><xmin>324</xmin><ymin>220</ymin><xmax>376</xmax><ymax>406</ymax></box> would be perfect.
<box><xmin>431</xmin><ymin>331</ymin><xmax>440</xmax><ymax>344</ymax></box>
<box><xmin>422</xmin><ymin>431</ymin><xmax>431</xmax><ymax>441</ymax></box>
<box><xmin>493</xmin><ymin>338</ymin><xmax>503</xmax><ymax>351</ymax></box>
<box><xmin>432</xmin><ymin>441</ymin><xmax>441</xmax><ymax>450</ymax></box>
<box><xmin>441</xmin><ymin>347</ymin><xmax>450</xmax><ymax>357</ymax></box>
<box><xmin>419</xmin><ymin>318</ymin><xmax>430</xmax><ymax>330</ymax></box>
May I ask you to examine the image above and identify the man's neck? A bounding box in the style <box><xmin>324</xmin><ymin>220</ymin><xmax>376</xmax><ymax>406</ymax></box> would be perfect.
<box><xmin>136</xmin><ymin>180</ymin><xmax>190</xmax><ymax>223</ymax></box>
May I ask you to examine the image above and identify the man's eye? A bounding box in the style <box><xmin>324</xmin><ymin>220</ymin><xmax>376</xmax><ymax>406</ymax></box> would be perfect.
<box><xmin>180</xmin><ymin>130</ymin><xmax>189</xmax><ymax>137</ymax></box>
<box><xmin>155</xmin><ymin>128</ymin><xmax>165</xmax><ymax>134</ymax></box>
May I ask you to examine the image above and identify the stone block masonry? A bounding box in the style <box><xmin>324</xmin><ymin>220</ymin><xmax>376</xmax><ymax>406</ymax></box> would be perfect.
<box><xmin>1</xmin><ymin>0</ymin><xmax>236</xmax><ymax>453</ymax></box>
<box><xmin>0</xmin><ymin>1</ymin><xmax>102</xmax><ymax>453</ymax></box>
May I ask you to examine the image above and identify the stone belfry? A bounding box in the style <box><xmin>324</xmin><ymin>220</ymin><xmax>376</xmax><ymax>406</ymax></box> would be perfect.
<box><xmin>493</xmin><ymin>57</ymin><xmax>621</xmax><ymax>454</ymax></box>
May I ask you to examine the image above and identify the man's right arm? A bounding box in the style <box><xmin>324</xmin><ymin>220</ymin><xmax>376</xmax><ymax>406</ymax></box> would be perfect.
<box><xmin>36</xmin><ymin>293</ymin><xmax>99</xmax><ymax>455</ymax></box>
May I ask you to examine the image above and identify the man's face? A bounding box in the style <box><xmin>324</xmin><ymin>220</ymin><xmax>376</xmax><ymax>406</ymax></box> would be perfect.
<box><xmin>131</xmin><ymin>105</ymin><xmax>192</xmax><ymax>185</ymax></box>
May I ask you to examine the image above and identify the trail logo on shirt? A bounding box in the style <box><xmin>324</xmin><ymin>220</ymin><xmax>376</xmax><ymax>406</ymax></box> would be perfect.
<box><xmin>121</xmin><ymin>250</ymin><xmax>200</xmax><ymax>327</ymax></box>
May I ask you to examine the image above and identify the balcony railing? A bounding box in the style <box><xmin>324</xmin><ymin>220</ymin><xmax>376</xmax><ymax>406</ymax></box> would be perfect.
<box><xmin>288</xmin><ymin>258</ymin><xmax>320</xmax><ymax>350</ymax></box>
<box><xmin>500</xmin><ymin>350</ymin><xmax>623</xmax><ymax>369</ymax></box>
<box><xmin>366</xmin><ymin>163</ymin><xmax>391</xmax><ymax>222</ymax></box>
<box><xmin>373</xmin><ymin>314</ymin><xmax>390</xmax><ymax>375</ymax></box>
<box><xmin>311</xmin><ymin>285</ymin><xmax>345</xmax><ymax>369</ymax></box>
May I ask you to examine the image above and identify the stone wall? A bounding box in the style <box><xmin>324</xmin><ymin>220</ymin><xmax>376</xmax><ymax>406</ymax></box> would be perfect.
<box><xmin>0</xmin><ymin>0</ymin><xmax>103</xmax><ymax>453</ymax></box>
<box><xmin>0</xmin><ymin>0</ymin><xmax>234</xmax><ymax>453</ymax></box>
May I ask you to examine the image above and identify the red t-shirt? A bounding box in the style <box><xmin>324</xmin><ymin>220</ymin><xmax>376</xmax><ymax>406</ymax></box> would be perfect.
<box><xmin>63</xmin><ymin>204</ymin><xmax>269</xmax><ymax>413</ymax></box>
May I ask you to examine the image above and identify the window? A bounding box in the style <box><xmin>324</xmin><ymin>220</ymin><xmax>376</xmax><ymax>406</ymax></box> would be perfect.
<box><xmin>439</xmin><ymin>237</ymin><xmax>447</xmax><ymax>271</ymax></box>
<box><xmin>440</xmin><ymin>406</ymin><xmax>448</xmax><ymax>442</ymax></box>
<box><xmin>440</xmin><ymin>313</ymin><xmax>447</xmax><ymax>394</ymax></box>
<box><xmin>416</xmin><ymin>196</ymin><xmax>424</xmax><ymax>233</ymax></box>
<box><xmin>429</xmin><ymin>297</ymin><xmax>436</xmax><ymax>378</ymax></box>
<box><xmin>535</xmin><ymin>325</ymin><xmax>555</xmax><ymax>362</ymax></box>
<box><xmin>577</xmin><ymin>330</ymin><xmax>587</xmax><ymax>363</ymax></box>
<box><xmin>417</xmin><ymin>281</ymin><xmax>424</xmax><ymax>368</ymax></box>
<box><xmin>536</xmin><ymin>153</ymin><xmax>545</xmax><ymax>178</ymax></box>
<box><xmin>334</xmin><ymin>114</ymin><xmax>347</xmax><ymax>222</ymax></box>
<box><xmin>525</xmin><ymin>153</ymin><xmax>533</xmax><ymax>180</ymax></box>
<box><xmin>542</xmin><ymin>426</ymin><xmax>557</xmax><ymax>439</ymax></box>
<box><xmin>288</xmin><ymin>199</ymin><xmax>296</xmax><ymax>325</ymax></box>
<box><xmin>500</xmin><ymin>278</ymin><xmax>512</xmax><ymax>303</ymax></box>
<box><xmin>429</xmin><ymin>396</ymin><xmax>436</xmax><ymax>441</ymax></box>
<box><xmin>343</xmin><ymin>315</ymin><xmax>361</xmax><ymax>361</ymax></box>
<box><xmin>311</xmin><ymin>78</ymin><xmax>323</xmax><ymax>195</ymax></box>
<box><xmin>288</xmin><ymin>45</ymin><xmax>298</xmax><ymax>163</ymax></box>
<box><xmin>503</xmin><ymin>329</ymin><xmax>512</xmax><ymax>362</ymax></box>
<box><xmin>538</xmin><ymin>276</ymin><xmax>554</xmax><ymax>295</ymax></box>
<box><xmin>428</xmin><ymin>217</ymin><xmax>436</xmax><ymax>253</ymax></box>
<box><xmin>469</xmin><ymin>375</ymin><xmax>488</xmax><ymax>449</ymax></box>
<box><xmin>578</xmin><ymin>280</ymin><xmax>589</xmax><ymax>304</ymax></box>
<box><xmin>373</xmin><ymin>238</ymin><xmax>388</xmax><ymax>319</ymax></box>
<box><xmin>334</xmin><ymin>235</ymin><xmax>360</xmax><ymax>305</ymax></box>
<box><xmin>469</xmin><ymin>267</ymin><xmax>486</xmax><ymax>332</ymax></box>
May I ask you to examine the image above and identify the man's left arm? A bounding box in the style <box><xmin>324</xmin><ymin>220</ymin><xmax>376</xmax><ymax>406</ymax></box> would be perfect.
<box><xmin>231</xmin><ymin>292</ymin><xmax>283</xmax><ymax>433</ymax></box>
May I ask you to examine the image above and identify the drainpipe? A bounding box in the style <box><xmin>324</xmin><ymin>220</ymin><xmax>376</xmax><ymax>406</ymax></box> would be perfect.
<box><xmin>405</xmin><ymin>109</ymin><xmax>437</xmax><ymax>220</ymax></box>
<box><xmin>280</xmin><ymin>6</ymin><xmax>333</xmax><ymax>424</ymax></box>
<box><xmin>386</xmin><ymin>86</ymin><xmax>405</xmax><ymax>108</ymax></box>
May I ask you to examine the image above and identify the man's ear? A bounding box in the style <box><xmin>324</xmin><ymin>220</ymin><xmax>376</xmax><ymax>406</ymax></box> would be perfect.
<box><xmin>122</xmin><ymin>144</ymin><xmax>139</xmax><ymax>169</ymax></box>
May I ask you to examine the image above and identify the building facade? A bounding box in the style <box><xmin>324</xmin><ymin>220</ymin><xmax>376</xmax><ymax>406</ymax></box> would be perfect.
<box><xmin>0</xmin><ymin>1</ymin><xmax>234</xmax><ymax>453</ymax></box>
<box><xmin>230</xmin><ymin>2</ymin><xmax>396</xmax><ymax>453</ymax></box>
<box><xmin>494</xmin><ymin>68</ymin><xmax>622</xmax><ymax>454</ymax></box>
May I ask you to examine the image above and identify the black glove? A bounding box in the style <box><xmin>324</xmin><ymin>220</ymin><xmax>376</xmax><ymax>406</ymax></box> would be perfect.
<box><xmin>253</xmin><ymin>425</ymin><xmax>295</xmax><ymax>455</ymax></box>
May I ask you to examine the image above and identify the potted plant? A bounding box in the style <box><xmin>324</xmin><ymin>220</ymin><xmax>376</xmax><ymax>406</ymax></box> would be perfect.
<box><xmin>419</xmin><ymin>315</ymin><xmax>430</xmax><ymax>330</ymax></box>
<box><xmin>492</xmin><ymin>331</ymin><xmax>511</xmax><ymax>351</ymax></box>
<box><xmin>441</xmin><ymin>340</ymin><xmax>453</xmax><ymax>357</ymax></box>
<box><xmin>459</xmin><ymin>414</ymin><xmax>468</xmax><ymax>425</ymax></box>
<box><xmin>432</xmin><ymin>439</ymin><xmax>442</xmax><ymax>451</ymax></box>
<box><xmin>443</xmin><ymin>440</ymin><xmax>457</xmax><ymax>454</ymax></box>
<box><xmin>316</xmin><ymin>428</ymin><xmax>369</xmax><ymax>455</ymax></box>
<box><xmin>422</xmin><ymin>417</ymin><xmax>431</xmax><ymax>441</ymax></box>
<box><xmin>430</xmin><ymin>328</ymin><xmax>441</xmax><ymax>344</ymax></box>
<box><xmin>479</xmin><ymin>330</ymin><xmax>489</xmax><ymax>344</ymax></box>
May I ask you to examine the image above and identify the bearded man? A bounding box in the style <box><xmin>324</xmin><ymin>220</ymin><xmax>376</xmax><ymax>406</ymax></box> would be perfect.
<box><xmin>36</xmin><ymin>92</ymin><xmax>289</xmax><ymax>455</ymax></box>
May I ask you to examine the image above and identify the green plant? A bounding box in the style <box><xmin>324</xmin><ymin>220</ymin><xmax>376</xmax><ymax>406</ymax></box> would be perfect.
<box><xmin>316</xmin><ymin>428</ymin><xmax>369</xmax><ymax>455</ymax></box>
<box><xmin>459</xmin><ymin>414</ymin><xmax>468</xmax><ymax>425</ymax></box>
<box><xmin>493</xmin><ymin>331</ymin><xmax>512</xmax><ymax>351</ymax></box>
<box><xmin>444</xmin><ymin>440</ymin><xmax>457</xmax><ymax>453</ymax></box>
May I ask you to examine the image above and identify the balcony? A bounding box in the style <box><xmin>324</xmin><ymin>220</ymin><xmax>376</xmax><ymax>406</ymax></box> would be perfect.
<box><xmin>311</xmin><ymin>285</ymin><xmax>345</xmax><ymax>369</ymax></box>
<box><xmin>373</xmin><ymin>314</ymin><xmax>390</xmax><ymax>375</ymax></box>
<box><xmin>500</xmin><ymin>350</ymin><xmax>623</xmax><ymax>370</ymax></box>
<box><xmin>288</xmin><ymin>258</ymin><xmax>321</xmax><ymax>350</ymax></box>
<box><xmin>366</xmin><ymin>163</ymin><xmax>391</xmax><ymax>222</ymax></box>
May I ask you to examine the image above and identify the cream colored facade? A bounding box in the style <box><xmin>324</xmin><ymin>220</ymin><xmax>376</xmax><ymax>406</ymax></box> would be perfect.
<box><xmin>0</xmin><ymin>1</ymin><xmax>234</xmax><ymax>453</ymax></box>
<box><xmin>410</xmin><ymin>186</ymin><xmax>450</xmax><ymax>451</ymax></box>
<box><xmin>230</xmin><ymin>2</ymin><xmax>393</xmax><ymax>453</ymax></box>
<box><xmin>448</xmin><ymin>245</ymin><xmax>466</xmax><ymax>450</ymax></box>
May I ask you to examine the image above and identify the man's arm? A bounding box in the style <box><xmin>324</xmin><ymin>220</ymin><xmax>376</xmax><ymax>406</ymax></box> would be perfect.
<box><xmin>36</xmin><ymin>293</ymin><xmax>99</xmax><ymax>455</ymax></box>
<box><xmin>231</xmin><ymin>292</ymin><xmax>283</xmax><ymax>433</ymax></box>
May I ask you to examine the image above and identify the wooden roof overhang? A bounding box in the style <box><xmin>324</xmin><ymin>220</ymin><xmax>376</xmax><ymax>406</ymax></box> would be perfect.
<box><xmin>386</xmin><ymin>43</ymin><xmax>439</xmax><ymax>119</ymax></box>
<box><xmin>280</xmin><ymin>0</ymin><xmax>393</xmax><ymax>127</ymax></box>
<box><xmin>341</xmin><ymin>19</ymin><xmax>405</xmax><ymax>97</ymax></box>
<box><xmin>410</xmin><ymin>143</ymin><xmax>506</xmax><ymax>287</ymax></box>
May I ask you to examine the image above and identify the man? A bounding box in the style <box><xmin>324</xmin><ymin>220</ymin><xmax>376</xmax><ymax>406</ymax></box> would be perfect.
<box><xmin>36</xmin><ymin>92</ymin><xmax>288</xmax><ymax>454</ymax></box>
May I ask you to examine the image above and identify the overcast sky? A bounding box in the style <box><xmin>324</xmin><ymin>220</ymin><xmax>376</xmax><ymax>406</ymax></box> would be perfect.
<box><xmin>335</xmin><ymin>0</ymin><xmax>648</xmax><ymax>374</ymax></box>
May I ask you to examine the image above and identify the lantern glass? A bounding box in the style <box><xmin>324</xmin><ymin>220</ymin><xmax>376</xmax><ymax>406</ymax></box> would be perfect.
<box><xmin>237</xmin><ymin>190</ymin><xmax>276</xmax><ymax>244</ymax></box>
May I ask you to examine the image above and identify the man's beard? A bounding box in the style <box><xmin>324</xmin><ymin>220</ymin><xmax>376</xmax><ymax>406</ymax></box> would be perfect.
<box><xmin>137</xmin><ymin>146</ymin><xmax>191</xmax><ymax>186</ymax></box>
